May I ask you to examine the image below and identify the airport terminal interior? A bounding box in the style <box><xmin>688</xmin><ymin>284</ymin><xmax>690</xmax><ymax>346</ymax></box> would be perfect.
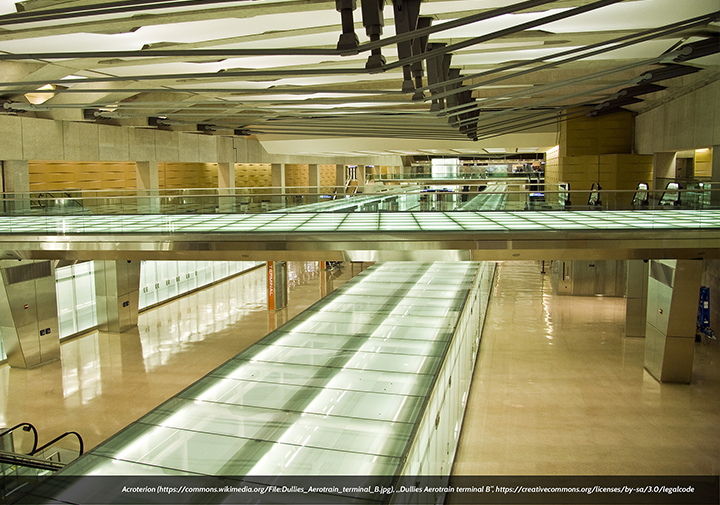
<box><xmin>0</xmin><ymin>0</ymin><xmax>719</xmax><ymax>502</ymax></box>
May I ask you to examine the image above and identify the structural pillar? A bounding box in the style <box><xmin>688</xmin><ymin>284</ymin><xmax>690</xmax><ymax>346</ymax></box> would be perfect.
<box><xmin>0</xmin><ymin>260</ymin><xmax>59</xmax><ymax>369</ymax></box>
<box><xmin>335</xmin><ymin>164</ymin><xmax>346</xmax><ymax>192</ymax></box>
<box><xmin>136</xmin><ymin>161</ymin><xmax>160</xmax><ymax>214</ymax></box>
<box><xmin>652</xmin><ymin>152</ymin><xmax>676</xmax><ymax>192</ymax></box>
<box><xmin>644</xmin><ymin>259</ymin><xmax>703</xmax><ymax>383</ymax></box>
<box><xmin>217</xmin><ymin>162</ymin><xmax>235</xmax><ymax>212</ymax></box>
<box><xmin>711</xmin><ymin>146</ymin><xmax>720</xmax><ymax>207</ymax></box>
<box><xmin>267</xmin><ymin>261</ymin><xmax>288</xmax><ymax>312</ymax></box>
<box><xmin>2</xmin><ymin>160</ymin><xmax>31</xmax><ymax>214</ymax></box>
<box><xmin>356</xmin><ymin>164</ymin><xmax>367</xmax><ymax>189</ymax></box>
<box><xmin>625</xmin><ymin>260</ymin><xmax>648</xmax><ymax>337</ymax></box>
<box><xmin>94</xmin><ymin>260</ymin><xmax>141</xmax><ymax>333</ymax></box>
<box><xmin>270</xmin><ymin>163</ymin><xmax>285</xmax><ymax>209</ymax></box>
<box><xmin>308</xmin><ymin>163</ymin><xmax>320</xmax><ymax>203</ymax></box>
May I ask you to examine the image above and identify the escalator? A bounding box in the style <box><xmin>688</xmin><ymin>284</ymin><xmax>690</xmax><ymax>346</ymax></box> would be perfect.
<box><xmin>0</xmin><ymin>423</ymin><xmax>83</xmax><ymax>504</ymax></box>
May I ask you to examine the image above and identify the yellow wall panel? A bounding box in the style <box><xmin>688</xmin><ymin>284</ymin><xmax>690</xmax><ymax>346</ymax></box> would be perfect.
<box><xmin>29</xmin><ymin>161</ymin><xmax>136</xmax><ymax>192</ymax></box>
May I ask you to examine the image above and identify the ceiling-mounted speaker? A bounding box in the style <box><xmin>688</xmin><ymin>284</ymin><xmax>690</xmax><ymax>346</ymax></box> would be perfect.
<box><xmin>83</xmin><ymin>108</ymin><xmax>100</xmax><ymax>120</ymax></box>
<box><xmin>149</xmin><ymin>116</ymin><xmax>171</xmax><ymax>129</ymax></box>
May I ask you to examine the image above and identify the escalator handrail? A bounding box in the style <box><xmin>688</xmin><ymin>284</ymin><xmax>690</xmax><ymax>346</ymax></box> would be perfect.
<box><xmin>30</xmin><ymin>431</ymin><xmax>84</xmax><ymax>458</ymax></box>
<box><xmin>0</xmin><ymin>449</ymin><xmax>65</xmax><ymax>472</ymax></box>
<box><xmin>0</xmin><ymin>422</ymin><xmax>39</xmax><ymax>455</ymax></box>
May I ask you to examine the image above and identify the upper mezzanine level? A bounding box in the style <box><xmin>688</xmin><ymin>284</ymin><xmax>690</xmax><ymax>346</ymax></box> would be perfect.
<box><xmin>0</xmin><ymin>182</ymin><xmax>718</xmax><ymax>263</ymax></box>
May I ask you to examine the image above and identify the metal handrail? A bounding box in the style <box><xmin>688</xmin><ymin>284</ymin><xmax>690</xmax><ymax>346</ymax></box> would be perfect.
<box><xmin>0</xmin><ymin>423</ymin><xmax>38</xmax><ymax>455</ymax></box>
<box><xmin>0</xmin><ymin>449</ymin><xmax>64</xmax><ymax>472</ymax></box>
<box><xmin>30</xmin><ymin>431</ymin><xmax>84</xmax><ymax>460</ymax></box>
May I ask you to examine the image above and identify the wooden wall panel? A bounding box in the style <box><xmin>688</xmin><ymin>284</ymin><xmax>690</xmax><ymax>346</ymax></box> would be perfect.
<box><xmin>160</xmin><ymin>162</ymin><xmax>219</xmax><ymax>189</ymax></box>
<box><xmin>319</xmin><ymin>164</ymin><xmax>337</xmax><ymax>188</ymax></box>
<box><xmin>285</xmin><ymin>164</ymin><xmax>309</xmax><ymax>193</ymax></box>
<box><xmin>694</xmin><ymin>148</ymin><xmax>712</xmax><ymax>178</ymax></box>
<box><xmin>29</xmin><ymin>161</ymin><xmax>136</xmax><ymax>192</ymax></box>
<box><xmin>234</xmin><ymin>163</ymin><xmax>272</xmax><ymax>188</ymax></box>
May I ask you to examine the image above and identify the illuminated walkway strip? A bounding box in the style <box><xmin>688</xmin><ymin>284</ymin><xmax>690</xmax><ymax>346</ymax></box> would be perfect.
<box><xmin>55</xmin><ymin>262</ymin><xmax>479</xmax><ymax>480</ymax></box>
<box><xmin>0</xmin><ymin>209</ymin><xmax>719</xmax><ymax>235</ymax></box>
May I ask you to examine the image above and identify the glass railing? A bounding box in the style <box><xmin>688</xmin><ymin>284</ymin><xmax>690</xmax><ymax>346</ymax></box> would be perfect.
<box><xmin>0</xmin><ymin>183</ymin><xmax>718</xmax><ymax>217</ymax></box>
<box><xmin>0</xmin><ymin>452</ymin><xmax>62</xmax><ymax>504</ymax></box>
<box><xmin>367</xmin><ymin>172</ymin><xmax>541</xmax><ymax>180</ymax></box>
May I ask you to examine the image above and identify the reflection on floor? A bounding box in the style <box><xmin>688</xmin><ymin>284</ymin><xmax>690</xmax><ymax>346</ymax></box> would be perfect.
<box><xmin>452</xmin><ymin>261</ymin><xmax>720</xmax><ymax>479</ymax></box>
<box><xmin>4</xmin><ymin>260</ymin><xmax>718</xmax><ymax>476</ymax></box>
<box><xmin>0</xmin><ymin>262</ymin><xmax>353</xmax><ymax>451</ymax></box>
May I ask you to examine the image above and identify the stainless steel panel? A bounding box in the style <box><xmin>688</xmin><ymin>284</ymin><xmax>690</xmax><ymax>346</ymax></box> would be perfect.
<box><xmin>94</xmin><ymin>260</ymin><xmax>141</xmax><ymax>333</ymax></box>
<box><xmin>661</xmin><ymin>336</ymin><xmax>694</xmax><ymax>383</ymax></box>
<box><xmin>126</xmin><ymin>261</ymin><xmax>141</xmax><ymax>299</ymax></box>
<box><xmin>0</xmin><ymin>260</ymin><xmax>58</xmax><ymax>368</ymax></box>
<box><xmin>625</xmin><ymin>298</ymin><xmax>646</xmax><ymax>337</ymax></box>
<box><xmin>667</xmin><ymin>259</ymin><xmax>703</xmax><ymax>337</ymax></box>
<box><xmin>94</xmin><ymin>261</ymin><xmax>110</xmax><ymax>329</ymax></box>
<box><xmin>38</xmin><ymin>316</ymin><xmax>60</xmax><ymax>363</ymax></box>
<box><xmin>625</xmin><ymin>260</ymin><xmax>648</xmax><ymax>338</ymax></box>
<box><xmin>1</xmin><ymin>325</ymin><xmax>25</xmax><ymax>368</ymax></box>
<box><xmin>626</xmin><ymin>261</ymin><xmax>648</xmax><ymax>298</ymax></box>
<box><xmin>105</xmin><ymin>262</ymin><xmax>119</xmax><ymax>297</ymax></box>
<box><xmin>552</xmin><ymin>261</ymin><xmax>572</xmax><ymax>294</ymax></box>
<box><xmin>117</xmin><ymin>261</ymin><xmax>131</xmax><ymax>297</ymax></box>
<box><xmin>650</xmin><ymin>260</ymin><xmax>675</xmax><ymax>288</ymax></box>
<box><xmin>17</xmin><ymin>323</ymin><xmax>40</xmax><ymax>368</ymax></box>
<box><xmin>643</xmin><ymin>322</ymin><xmax>665</xmax><ymax>381</ymax></box>
<box><xmin>34</xmin><ymin>276</ymin><xmax>57</xmax><ymax>323</ymax></box>
<box><xmin>127</xmin><ymin>289</ymin><xmax>140</xmax><ymax>328</ymax></box>
<box><xmin>6</xmin><ymin>282</ymin><xmax>37</xmax><ymax>328</ymax></box>
<box><xmin>646</xmin><ymin>276</ymin><xmax>671</xmax><ymax>335</ymax></box>
<box><xmin>574</xmin><ymin>261</ymin><xmax>596</xmax><ymax>296</ymax></box>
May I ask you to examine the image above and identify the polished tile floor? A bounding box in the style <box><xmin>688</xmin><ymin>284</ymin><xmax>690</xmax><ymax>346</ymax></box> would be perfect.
<box><xmin>0</xmin><ymin>262</ymin><xmax>354</xmax><ymax>453</ymax></box>
<box><xmin>452</xmin><ymin>261</ymin><xmax>720</xmax><ymax>477</ymax></box>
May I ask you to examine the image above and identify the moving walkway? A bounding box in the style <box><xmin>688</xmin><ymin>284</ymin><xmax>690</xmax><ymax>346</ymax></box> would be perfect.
<box><xmin>17</xmin><ymin>262</ymin><xmax>496</xmax><ymax>504</ymax></box>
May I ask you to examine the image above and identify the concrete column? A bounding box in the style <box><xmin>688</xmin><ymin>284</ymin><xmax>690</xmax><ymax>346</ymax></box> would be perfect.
<box><xmin>136</xmin><ymin>161</ymin><xmax>159</xmax><ymax>214</ymax></box>
<box><xmin>0</xmin><ymin>260</ymin><xmax>59</xmax><ymax>369</ymax></box>
<box><xmin>308</xmin><ymin>163</ymin><xmax>320</xmax><ymax>203</ymax></box>
<box><xmin>266</xmin><ymin>261</ymin><xmax>288</xmax><ymax>312</ymax></box>
<box><xmin>652</xmin><ymin>152</ymin><xmax>676</xmax><ymax>192</ymax></box>
<box><xmin>94</xmin><ymin>260</ymin><xmax>141</xmax><ymax>333</ymax></box>
<box><xmin>644</xmin><ymin>259</ymin><xmax>703</xmax><ymax>383</ymax></box>
<box><xmin>2</xmin><ymin>160</ymin><xmax>31</xmax><ymax>214</ymax></box>
<box><xmin>356</xmin><ymin>165</ymin><xmax>367</xmax><ymax>189</ymax></box>
<box><xmin>625</xmin><ymin>260</ymin><xmax>648</xmax><ymax>337</ymax></box>
<box><xmin>270</xmin><ymin>163</ymin><xmax>285</xmax><ymax>208</ymax></box>
<box><xmin>217</xmin><ymin>162</ymin><xmax>235</xmax><ymax>212</ymax></box>
<box><xmin>711</xmin><ymin>145</ymin><xmax>720</xmax><ymax>207</ymax></box>
<box><xmin>335</xmin><ymin>164</ymin><xmax>346</xmax><ymax>191</ymax></box>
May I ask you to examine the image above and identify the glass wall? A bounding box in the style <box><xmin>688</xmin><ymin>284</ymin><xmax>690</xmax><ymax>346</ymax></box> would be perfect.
<box><xmin>55</xmin><ymin>262</ymin><xmax>99</xmax><ymax>340</ymax></box>
<box><xmin>138</xmin><ymin>261</ymin><xmax>263</xmax><ymax>310</ymax></box>
<box><xmin>0</xmin><ymin>260</ymin><xmax>263</xmax><ymax>361</ymax></box>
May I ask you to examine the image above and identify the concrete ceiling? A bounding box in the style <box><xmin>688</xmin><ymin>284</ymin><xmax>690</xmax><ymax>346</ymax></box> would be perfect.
<box><xmin>0</xmin><ymin>0</ymin><xmax>718</xmax><ymax>158</ymax></box>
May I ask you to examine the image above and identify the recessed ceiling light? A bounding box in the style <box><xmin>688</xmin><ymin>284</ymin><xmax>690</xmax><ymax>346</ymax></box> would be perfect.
<box><xmin>484</xmin><ymin>148</ymin><xmax>507</xmax><ymax>154</ymax></box>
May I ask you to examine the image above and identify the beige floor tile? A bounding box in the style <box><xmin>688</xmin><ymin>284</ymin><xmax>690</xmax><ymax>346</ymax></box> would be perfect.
<box><xmin>0</xmin><ymin>262</ymin><xmax>353</xmax><ymax>452</ymax></box>
<box><xmin>452</xmin><ymin>260</ymin><xmax>720</xmax><ymax>477</ymax></box>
